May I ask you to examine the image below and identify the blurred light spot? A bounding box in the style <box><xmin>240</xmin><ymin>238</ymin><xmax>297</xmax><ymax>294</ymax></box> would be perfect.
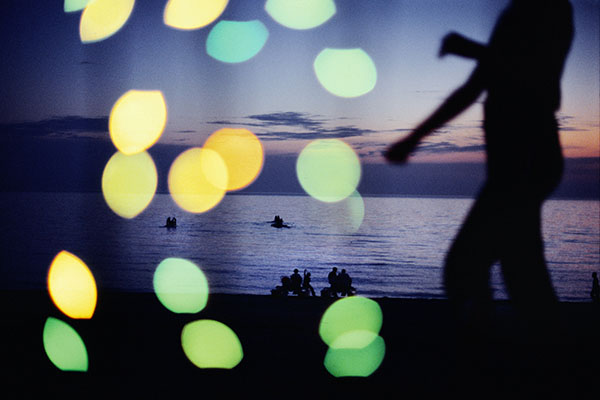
<box><xmin>344</xmin><ymin>190</ymin><xmax>365</xmax><ymax>232</ymax></box>
<box><xmin>43</xmin><ymin>317</ymin><xmax>89</xmax><ymax>372</ymax></box>
<box><xmin>109</xmin><ymin>90</ymin><xmax>167</xmax><ymax>155</ymax></box>
<box><xmin>79</xmin><ymin>0</ymin><xmax>135</xmax><ymax>43</ymax></box>
<box><xmin>329</xmin><ymin>329</ymin><xmax>378</xmax><ymax>349</ymax></box>
<box><xmin>329</xmin><ymin>190</ymin><xmax>365</xmax><ymax>233</ymax></box>
<box><xmin>314</xmin><ymin>48</ymin><xmax>377</xmax><ymax>98</ymax></box>
<box><xmin>102</xmin><ymin>151</ymin><xmax>157</xmax><ymax>219</ymax></box>
<box><xmin>168</xmin><ymin>147</ymin><xmax>228</xmax><ymax>213</ymax></box>
<box><xmin>181</xmin><ymin>320</ymin><xmax>243</xmax><ymax>369</ymax></box>
<box><xmin>64</xmin><ymin>0</ymin><xmax>95</xmax><ymax>12</ymax></box>
<box><xmin>203</xmin><ymin>128</ymin><xmax>264</xmax><ymax>191</ymax></box>
<box><xmin>153</xmin><ymin>258</ymin><xmax>209</xmax><ymax>314</ymax></box>
<box><xmin>164</xmin><ymin>0</ymin><xmax>229</xmax><ymax>30</ymax></box>
<box><xmin>48</xmin><ymin>251</ymin><xmax>97</xmax><ymax>320</ymax></box>
<box><xmin>324</xmin><ymin>332</ymin><xmax>385</xmax><ymax>377</ymax></box>
<box><xmin>265</xmin><ymin>0</ymin><xmax>336</xmax><ymax>30</ymax></box>
<box><xmin>319</xmin><ymin>296</ymin><xmax>382</xmax><ymax>347</ymax></box>
<box><xmin>296</xmin><ymin>139</ymin><xmax>361</xmax><ymax>203</ymax></box>
<box><xmin>206</xmin><ymin>20</ymin><xmax>268</xmax><ymax>63</ymax></box>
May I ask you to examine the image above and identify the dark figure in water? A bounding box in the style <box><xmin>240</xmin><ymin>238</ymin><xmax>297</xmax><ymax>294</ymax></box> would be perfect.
<box><xmin>591</xmin><ymin>272</ymin><xmax>600</xmax><ymax>303</ymax></box>
<box><xmin>166</xmin><ymin>217</ymin><xmax>177</xmax><ymax>228</ymax></box>
<box><xmin>386</xmin><ymin>0</ymin><xmax>573</xmax><ymax>340</ymax></box>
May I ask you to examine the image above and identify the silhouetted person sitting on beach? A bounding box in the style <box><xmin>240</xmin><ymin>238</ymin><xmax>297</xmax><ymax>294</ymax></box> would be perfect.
<box><xmin>290</xmin><ymin>269</ymin><xmax>302</xmax><ymax>295</ymax></box>
<box><xmin>338</xmin><ymin>269</ymin><xmax>355</xmax><ymax>297</ymax></box>
<box><xmin>271</xmin><ymin>276</ymin><xmax>292</xmax><ymax>296</ymax></box>
<box><xmin>591</xmin><ymin>272</ymin><xmax>600</xmax><ymax>303</ymax></box>
<box><xmin>303</xmin><ymin>269</ymin><xmax>316</xmax><ymax>296</ymax></box>
<box><xmin>386</xmin><ymin>0</ymin><xmax>573</xmax><ymax>342</ymax></box>
<box><xmin>327</xmin><ymin>267</ymin><xmax>339</xmax><ymax>297</ymax></box>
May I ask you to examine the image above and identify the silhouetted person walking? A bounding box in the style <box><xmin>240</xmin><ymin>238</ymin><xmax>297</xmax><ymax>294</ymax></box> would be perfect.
<box><xmin>387</xmin><ymin>0</ymin><xmax>573</xmax><ymax>344</ymax></box>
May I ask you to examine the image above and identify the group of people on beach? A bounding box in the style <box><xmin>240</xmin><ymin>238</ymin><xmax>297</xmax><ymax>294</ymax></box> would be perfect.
<box><xmin>271</xmin><ymin>267</ymin><xmax>355</xmax><ymax>298</ymax></box>
<box><xmin>324</xmin><ymin>267</ymin><xmax>356</xmax><ymax>298</ymax></box>
<box><xmin>271</xmin><ymin>269</ymin><xmax>314</xmax><ymax>297</ymax></box>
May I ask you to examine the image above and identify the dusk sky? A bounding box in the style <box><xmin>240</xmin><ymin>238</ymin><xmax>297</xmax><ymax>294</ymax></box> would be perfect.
<box><xmin>1</xmin><ymin>0</ymin><xmax>598</xmax><ymax>198</ymax></box>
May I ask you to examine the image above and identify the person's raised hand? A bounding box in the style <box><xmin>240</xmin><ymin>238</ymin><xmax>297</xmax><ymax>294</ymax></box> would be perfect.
<box><xmin>385</xmin><ymin>135</ymin><xmax>419</xmax><ymax>164</ymax></box>
<box><xmin>439</xmin><ymin>32</ymin><xmax>466</xmax><ymax>58</ymax></box>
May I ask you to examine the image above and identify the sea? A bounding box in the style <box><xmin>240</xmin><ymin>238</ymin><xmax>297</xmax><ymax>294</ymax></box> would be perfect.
<box><xmin>0</xmin><ymin>192</ymin><xmax>598</xmax><ymax>302</ymax></box>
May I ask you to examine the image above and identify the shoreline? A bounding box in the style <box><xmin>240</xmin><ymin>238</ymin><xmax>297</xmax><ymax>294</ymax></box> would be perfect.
<box><xmin>2</xmin><ymin>290</ymin><xmax>598</xmax><ymax>396</ymax></box>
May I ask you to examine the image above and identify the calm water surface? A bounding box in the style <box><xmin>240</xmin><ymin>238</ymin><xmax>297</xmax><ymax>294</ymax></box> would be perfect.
<box><xmin>0</xmin><ymin>193</ymin><xmax>598</xmax><ymax>301</ymax></box>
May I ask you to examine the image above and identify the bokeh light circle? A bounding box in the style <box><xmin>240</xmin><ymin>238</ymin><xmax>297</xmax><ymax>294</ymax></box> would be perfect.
<box><xmin>203</xmin><ymin>128</ymin><xmax>264</xmax><ymax>191</ymax></box>
<box><xmin>109</xmin><ymin>90</ymin><xmax>167</xmax><ymax>155</ymax></box>
<box><xmin>101</xmin><ymin>151</ymin><xmax>158</xmax><ymax>219</ymax></box>
<box><xmin>265</xmin><ymin>0</ymin><xmax>336</xmax><ymax>30</ymax></box>
<box><xmin>168</xmin><ymin>147</ymin><xmax>228</xmax><ymax>213</ymax></box>
<box><xmin>319</xmin><ymin>296</ymin><xmax>383</xmax><ymax>346</ymax></box>
<box><xmin>164</xmin><ymin>0</ymin><xmax>229</xmax><ymax>30</ymax></box>
<box><xmin>43</xmin><ymin>317</ymin><xmax>89</xmax><ymax>372</ymax></box>
<box><xmin>181</xmin><ymin>319</ymin><xmax>244</xmax><ymax>369</ymax></box>
<box><xmin>153</xmin><ymin>258</ymin><xmax>209</xmax><ymax>314</ymax></box>
<box><xmin>79</xmin><ymin>0</ymin><xmax>135</xmax><ymax>43</ymax></box>
<box><xmin>314</xmin><ymin>48</ymin><xmax>377</xmax><ymax>98</ymax></box>
<box><xmin>324</xmin><ymin>332</ymin><xmax>385</xmax><ymax>377</ymax></box>
<box><xmin>296</xmin><ymin>139</ymin><xmax>361</xmax><ymax>203</ymax></box>
<box><xmin>47</xmin><ymin>251</ymin><xmax>97</xmax><ymax>319</ymax></box>
<box><xmin>323</xmin><ymin>190</ymin><xmax>365</xmax><ymax>234</ymax></box>
<box><xmin>64</xmin><ymin>0</ymin><xmax>94</xmax><ymax>12</ymax></box>
<box><xmin>206</xmin><ymin>20</ymin><xmax>269</xmax><ymax>63</ymax></box>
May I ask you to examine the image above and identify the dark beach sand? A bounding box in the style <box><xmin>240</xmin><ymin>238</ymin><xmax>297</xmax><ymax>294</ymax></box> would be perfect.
<box><xmin>1</xmin><ymin>290</ymin><xmax>598</xmax><ymax>397</ymax></box>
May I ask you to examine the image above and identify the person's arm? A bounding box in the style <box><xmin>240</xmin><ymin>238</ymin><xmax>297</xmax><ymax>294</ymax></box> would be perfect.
<box><xmin>439</xmin><ymin>32</ymin><xmax>486</xmax><ymax>60</ymax></box>
<box><xmin>385</xmin><ymin>66</ymin><xmax>485</xmax><ymax>164</ymax></box>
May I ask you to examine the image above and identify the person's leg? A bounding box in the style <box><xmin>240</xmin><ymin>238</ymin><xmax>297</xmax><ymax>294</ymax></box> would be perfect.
<box><xmin>444</xmin><ymin>185</ymin><xmax>500</xmax><ymax>317</ymax></box>
<box><xmin>499</xmin><ymin>201</ymin><xmax>557</xmax><ymax>311</ymax></box>
<box><xmin>443</xmin><ymin>185</ymin><xmax>502</xmax><ymax>389</ymax></box>
<box><xmin>498</xmin><ymin>197</ymin><xmax>562</xmax><ymax>391</ymax></box>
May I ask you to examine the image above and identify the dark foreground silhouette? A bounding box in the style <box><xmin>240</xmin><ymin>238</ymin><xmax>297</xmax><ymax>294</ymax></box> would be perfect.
<box><xmin>2</xmin><ymin>290</ymin><xmax>598</xmax><ymax>397</ymax></box>
<box><xmin>386</xmin><ymin>0</ymin><xmax>574</xmax><ymax>381</ymax></box>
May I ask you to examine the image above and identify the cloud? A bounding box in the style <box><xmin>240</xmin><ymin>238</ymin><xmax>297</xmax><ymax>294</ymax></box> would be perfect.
<box><xmin>418</xmin><ymin>141</ymin><xmax>486</xmax><ymax>154</ymax></box>
<box><xmin>558</xmin><ymin>114</ymin><xmax>589</xmax><ymax>133</ymax></box>
<box><xmin>0</xmin><ymin>116</ymin><xmax>108</xmax><ymax>139</ymax></box>
<box><xmin>208</xmin><ymin>111</ymin><xmax>376</xmax><ymax>141</ymax></box>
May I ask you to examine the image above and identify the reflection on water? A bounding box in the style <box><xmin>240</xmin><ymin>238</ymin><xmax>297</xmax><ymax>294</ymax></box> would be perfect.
<box><xmin>0</xmin><ymin>193</ymin><xmax>597</xmax><ymax>301</ymax></box>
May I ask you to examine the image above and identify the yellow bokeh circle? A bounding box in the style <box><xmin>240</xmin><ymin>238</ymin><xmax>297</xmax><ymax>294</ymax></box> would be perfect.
<box><xmin>79</xmin><ymin>0</ymin><xmax>135</xmax><ymax>43</ymax></box>
<box><xmin>101</xmin><ymin>151</ymin><xmax>158</xmax><ymax>219</ymax></box>
<box><xmin>109</xmin><ymin>90</ymin><xmax>167</xmax><ymax>155</ymax></box>
<box><xmin>203</xmin><ymin>128</ymin><xmax>264</xmax><ymax>191</ymax></box>
<box><xmin>168</xmin><ymin>147</ymin><xmax>228</xmax><ymax>213</ymax></box>
<box><xmin>47</xmin><ymin>251</ymin><xmax>97</xmax><ymax>319</ymax></box>
<box><xmin>164</xmin><ymin>0</ymin><xmax>229</xmax><ymax>30</ymax></box>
